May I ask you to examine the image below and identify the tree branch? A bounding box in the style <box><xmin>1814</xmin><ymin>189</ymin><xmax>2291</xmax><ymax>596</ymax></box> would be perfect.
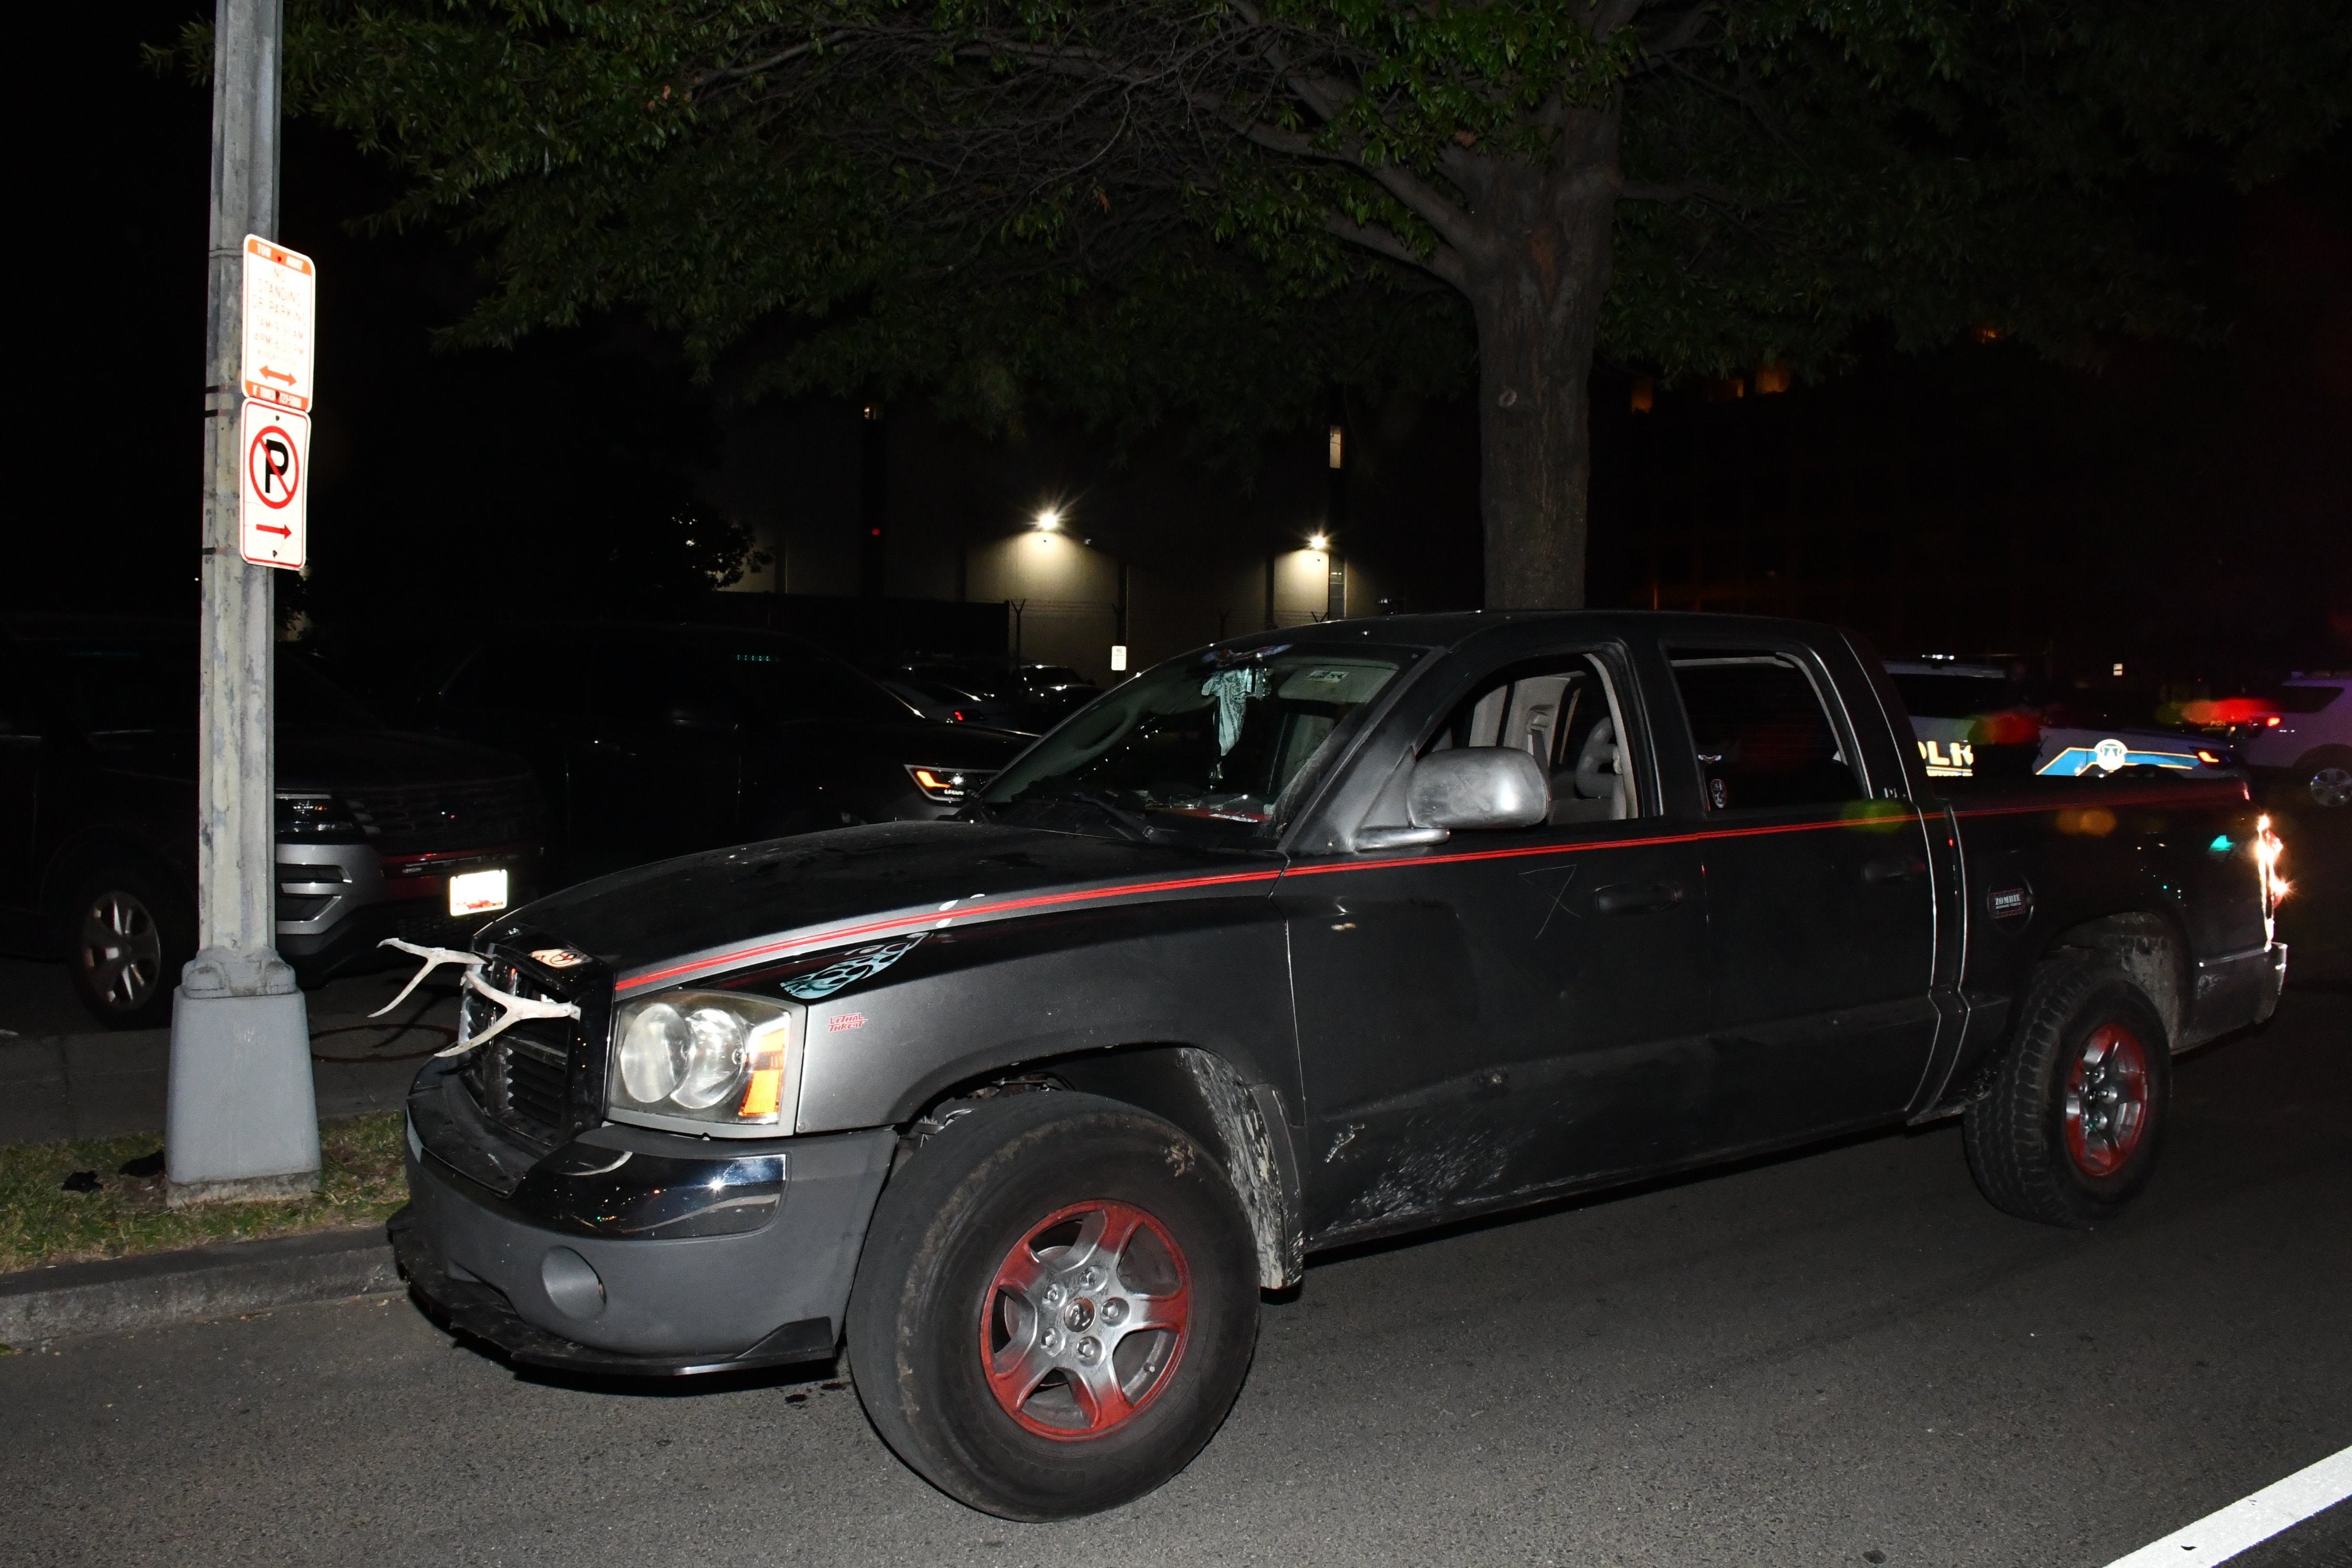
<box><xmin>1591</xmin><ymin>0</ymin><xmax>1659</xmax><ymax>36</ymax></box>
<box><xmin>1324</xmin><ymin>213</ymin><xmax>1466</xmax><ymax>289</ymax></box>
<box><xmin>1242</xmin><ymin>119</ymin><xmax>1484</xmax><ymax>256</ymax></box>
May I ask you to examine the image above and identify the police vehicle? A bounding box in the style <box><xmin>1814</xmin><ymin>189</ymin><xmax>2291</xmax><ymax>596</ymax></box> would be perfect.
<box><xmin>1885</xmin><ymin>659</ymin><xmax>2238</xmax><ymax>783</ymax></box>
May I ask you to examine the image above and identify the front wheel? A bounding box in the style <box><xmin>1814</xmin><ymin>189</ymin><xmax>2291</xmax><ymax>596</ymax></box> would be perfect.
<box><xmin>1963</xmin><ymin>959</ymin><xmax>2172</xmax><ymax>1228</ymax></box>
<box><xmin>846</xmin><ymin>1091</ymin><xmax>1260</xmax><ymax>1519</ymax></box>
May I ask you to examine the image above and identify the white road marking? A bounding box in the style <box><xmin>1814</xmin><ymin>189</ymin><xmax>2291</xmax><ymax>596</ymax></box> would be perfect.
<box><xmin>2105</xmin><ymin>1442</ymin><xmax>2352</xmax><ymax>1567</ymax></box>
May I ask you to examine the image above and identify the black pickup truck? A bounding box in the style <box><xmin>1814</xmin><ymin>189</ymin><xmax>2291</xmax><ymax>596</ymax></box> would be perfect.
<box><xmin>390</xmin><ymin>611</ymin><xmax>2287</xmax><ymax>1520</ymax></box>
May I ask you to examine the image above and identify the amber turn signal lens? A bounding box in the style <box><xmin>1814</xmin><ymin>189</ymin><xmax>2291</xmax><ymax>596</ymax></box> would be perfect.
<box><xmin>737</xmin><ymin>1021</ymin><xmax>792</xmax><ymax>1119</ymax></box>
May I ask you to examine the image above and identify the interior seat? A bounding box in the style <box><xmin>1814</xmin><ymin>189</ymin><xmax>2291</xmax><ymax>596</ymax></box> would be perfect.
<box><xmin>1550</xmin><ymin>716</ymin><xmax>1628</xmax><ymax>824</ymax></box>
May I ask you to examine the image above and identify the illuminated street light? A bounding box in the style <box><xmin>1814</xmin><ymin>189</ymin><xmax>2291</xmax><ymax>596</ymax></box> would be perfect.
<box><xmin>1034</xmin><ymin>507</ymin><xmax>1061</xmax><ymax>531</ymax></box>
<box><xmin>1309</xmin><ymin>533</ymin><xmax>1329</xmax><ymax>551</ymax></box>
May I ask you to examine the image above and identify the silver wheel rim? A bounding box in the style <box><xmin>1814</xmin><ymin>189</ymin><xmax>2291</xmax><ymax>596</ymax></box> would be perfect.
<box><xmin>2310</xmin><ymin>766</ymin><xmax>2352</xmax><ymax>810</ymax></box>
<box><xmin>77</xmin><ymin>891</ymin><xmax>164</xmax><ymax>1013</ymax></box>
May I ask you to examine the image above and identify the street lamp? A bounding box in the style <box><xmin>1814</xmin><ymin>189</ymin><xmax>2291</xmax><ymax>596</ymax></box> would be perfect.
<box><xmin>1034</xmin><ymin>507</ymin><xmax>1061</xmax><ymax>531</ymax></box>
<box><xmin>1309</xmin><ymin>533</ymin><xmax>1329</xmax><ymax>551</ymax></box>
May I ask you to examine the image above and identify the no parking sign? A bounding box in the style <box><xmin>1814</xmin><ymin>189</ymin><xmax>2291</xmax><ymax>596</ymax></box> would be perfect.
<box><xmin>239</xmin><ymin>398</ymin><xmax>308</xmax><ymax>568</ymax></box>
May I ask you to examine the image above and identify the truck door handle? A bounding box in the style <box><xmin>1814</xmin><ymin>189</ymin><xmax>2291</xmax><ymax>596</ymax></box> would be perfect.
<box><xmin>1594</xmin><ymin>881</ymin><xmax>1687</xmax><ymax>915</ymax></box>
<box><xmin>1862</xmin><ymin>857</ymin><xmax>1928</xmax><ymax>884</ymax></box>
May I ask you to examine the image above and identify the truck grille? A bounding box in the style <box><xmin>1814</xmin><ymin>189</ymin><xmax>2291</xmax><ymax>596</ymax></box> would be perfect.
<box><xmin>457</xmin><ymin>957</ymin><xmax>584</xmax><ymax>1148</ymax></box>
<box><xmin>495</xmin><ymin>1028</ymin><xmax>571</xmax><ymax>1137</ymax></box>
<box><xmin>347</xmin><ymin>775</ymin><xmax>539</xmax><ymax>855</ymax></box>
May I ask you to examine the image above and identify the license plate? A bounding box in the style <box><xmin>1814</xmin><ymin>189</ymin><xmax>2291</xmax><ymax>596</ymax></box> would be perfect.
<box><xmin>448</xmin><ymin>868</ymin><xmax>509</xmax><ymax>916</ymax></box>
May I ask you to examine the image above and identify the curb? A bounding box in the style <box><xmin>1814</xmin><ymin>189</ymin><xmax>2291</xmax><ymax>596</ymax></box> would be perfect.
<box><xmin>0</xmin><ymin>1224</ymin><xmax>398</xmax><ymax>1347</ymax></box>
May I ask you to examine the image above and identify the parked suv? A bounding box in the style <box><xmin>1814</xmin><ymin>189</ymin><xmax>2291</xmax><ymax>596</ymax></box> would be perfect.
<box><xmin>411</xmin><ymin>624</ymin><xmax>1030</xmax><ymax>882</ymax></box>
<box><xmin>2235</xmin><ymin>677</ymin><xmax>2352</xmax><ymax>810</ymax></box>
<box><xmin>0</xmin><ymin>618</ymin><xmax>545</xmax><ymax>1028</ymax></box>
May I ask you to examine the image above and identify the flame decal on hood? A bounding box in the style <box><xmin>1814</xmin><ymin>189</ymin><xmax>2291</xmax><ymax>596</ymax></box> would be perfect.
<box><xmin>779</xmin><ymin>935</ymin><xmax>927</xmax><ymax>1001</ymax></box>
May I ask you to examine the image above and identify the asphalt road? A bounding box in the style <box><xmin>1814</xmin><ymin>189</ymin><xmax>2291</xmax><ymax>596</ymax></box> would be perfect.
<box><xmin>5</xmin><ymin>979</ymin><xmax>2347</xmax><ymax>1568</ymax></box>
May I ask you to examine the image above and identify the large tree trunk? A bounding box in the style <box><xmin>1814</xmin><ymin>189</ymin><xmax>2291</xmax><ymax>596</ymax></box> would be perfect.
<box><xmin>1453</xmin><ymin>108</ymin><xmax>1621</xmax><ymax>610</ymax></box>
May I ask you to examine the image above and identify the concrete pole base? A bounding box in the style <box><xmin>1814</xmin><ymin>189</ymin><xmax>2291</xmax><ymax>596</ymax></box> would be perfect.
<box><xmin>166</xmin><ymin>957</ymin><xmax>320</xmax><ymax>1207</ymax></box>
<box><xmin>166</xmin><ymin>1171</ymin><xmax>320</xmax><ymax>1209</ymax></box>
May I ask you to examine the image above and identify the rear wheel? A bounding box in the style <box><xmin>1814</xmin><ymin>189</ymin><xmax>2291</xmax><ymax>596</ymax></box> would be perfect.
<box><xmin>63</xmin><ymin>864</ymin><xmax>192</xmax><ymax>1030</ymax></box>
<box><xmin>2296</xmin><ymin>749</ymin><xmax>2352</xmax><ymax>810</ymax></box>
<box><xmin>846</xmin><ymin>1091</ymin><xmax>1259</xmax><ymax>1519</ymax></box>
<box><xmin>1963</xmin><ymin>959</ymin><xmax>2172</xmax><ymax>1228</ymax></box>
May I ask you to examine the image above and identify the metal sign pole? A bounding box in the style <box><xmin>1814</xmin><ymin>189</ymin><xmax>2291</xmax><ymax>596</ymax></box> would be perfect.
<box><xmin>168</xmin><ymin>0</ymin><xmax>319</xmax><ymax>1206</ymax></box>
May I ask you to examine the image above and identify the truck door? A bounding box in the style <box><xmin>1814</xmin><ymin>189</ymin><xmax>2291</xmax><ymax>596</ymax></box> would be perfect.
<box><xmin>1662</xmin><ymin>641</ymin><xmax>1939</xmax><ymax>1149</ymax></box>
<box><xmin>1285</xmin><ymin>645</ymin><xmax>1715</xmax><ymax>1243</ymax></box>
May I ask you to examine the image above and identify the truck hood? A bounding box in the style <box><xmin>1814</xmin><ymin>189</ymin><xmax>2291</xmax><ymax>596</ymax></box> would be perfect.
<box><xmin>490</xmin><ymin>820</ymin><xmax>1284</xmax><ymax>987</ymax></box>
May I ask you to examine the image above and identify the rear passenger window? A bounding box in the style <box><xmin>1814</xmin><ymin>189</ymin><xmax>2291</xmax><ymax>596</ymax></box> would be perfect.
<box><xmin>1669</xmin><ymin>649</ymin><xmax>1864</xmax><ymax>812</ymax></box>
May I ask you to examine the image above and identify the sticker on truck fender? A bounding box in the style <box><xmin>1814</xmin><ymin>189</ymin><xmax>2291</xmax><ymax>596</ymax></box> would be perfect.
<box><xmin>780</xmin><ymin>935</ymin><xmax>927</xmax><ymax>1000</ymax></box>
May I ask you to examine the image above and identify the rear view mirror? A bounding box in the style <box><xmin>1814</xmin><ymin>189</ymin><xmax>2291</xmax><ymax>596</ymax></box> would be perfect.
<box><xmin>1409</xmin><ymin>748</ymin><xmax>1550</xmax><ymax>831</ymax></box>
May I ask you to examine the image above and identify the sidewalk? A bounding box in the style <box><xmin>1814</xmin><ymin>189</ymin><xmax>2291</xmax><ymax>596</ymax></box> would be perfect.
<box><xmin>0</xmin><ymin>958</ymin><xmax>458</xmax><ymax>1147</ymax></box>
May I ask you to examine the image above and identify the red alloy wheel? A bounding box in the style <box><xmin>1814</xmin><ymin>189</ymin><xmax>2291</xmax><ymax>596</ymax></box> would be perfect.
<box><xmin>2063</xmin><ymin>1021</ymin><xmax>2151</xmax><ymax>1178</ymax></box>
<box><xmin>980</xmin><ymin>1199</ymin><xmax>1192</xmax><ymax>1440</ymax></box>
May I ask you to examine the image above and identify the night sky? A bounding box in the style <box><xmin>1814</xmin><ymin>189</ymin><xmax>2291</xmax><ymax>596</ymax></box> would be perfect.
<box><xmin>17</xmin><ymin>2</ymin><xmax>2349</xmax><ymax>693</ymax></box>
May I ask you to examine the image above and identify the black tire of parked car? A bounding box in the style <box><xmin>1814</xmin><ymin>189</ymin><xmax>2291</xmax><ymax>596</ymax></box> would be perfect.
<box><xmin>1962</xmin><ymin>958</ymin><xmax>2173</xmax><ymax>1229</ymax></box>
<box><xmin>2294</xmin><ymin>747</ymin><xmax>2352</xmax><ymax>810</ymax></box>
<box><xmin>846</xmin><ymin>1090</ymin><xmax>1261</xmax><ymax>1520</ymax></box>
<box><xmin>61</xmin><ymin>861</ymin><xmax>195</xmax><ymax>1031</ymax></box>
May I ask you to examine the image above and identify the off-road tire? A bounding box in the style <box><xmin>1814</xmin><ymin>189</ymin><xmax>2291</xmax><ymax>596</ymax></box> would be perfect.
<box><xmin>61</xmin><ymin>862</ymin><xmax>193</xmax><ymax>1031</ymax></box>
<box><xmin>846</xmin><ymin>1091</ymin><xmax>1259</xmax><ymax>1520</ymax></box>
<box><xmin>1963</xmin><ymin>959</ymin><xmax>2172</xmax><ymax>1228</ymax></box>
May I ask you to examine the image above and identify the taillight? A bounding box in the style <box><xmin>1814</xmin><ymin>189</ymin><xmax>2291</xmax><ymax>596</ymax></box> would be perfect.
<box><xmin>907</xmin><ymin>765</ymin><xmax>972</xmax><ymax>802</ymax></box>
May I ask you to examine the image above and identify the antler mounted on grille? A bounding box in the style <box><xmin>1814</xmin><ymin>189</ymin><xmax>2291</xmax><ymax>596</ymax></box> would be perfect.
<box><xmin>449</xmin><ymin>967</ymin><xmax>582</xmax><ymax>1056</ymax></box>
<box><xmin>372</xmin><ymin>938</ymin><xmax>484</xmax><ymax>1017</ymax></box>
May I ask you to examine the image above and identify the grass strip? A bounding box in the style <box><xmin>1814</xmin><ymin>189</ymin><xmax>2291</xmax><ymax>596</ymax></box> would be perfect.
<box><xmin>0</xmin><ymin>1113</ymin><xmax>405</xmax><ymax>1276</ymax></box>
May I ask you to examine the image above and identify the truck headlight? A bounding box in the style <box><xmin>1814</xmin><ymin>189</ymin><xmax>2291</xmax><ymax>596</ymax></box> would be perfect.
<box><xmin>609</xmin><ymin>992</ymin><xmax>800</xmax><ymax>1132</ymax></box>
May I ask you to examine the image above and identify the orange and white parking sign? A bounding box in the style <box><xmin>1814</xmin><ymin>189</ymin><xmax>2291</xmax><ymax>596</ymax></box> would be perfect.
<box><xmin>241</xmin><ymin>236</ymin><xmax>315</xmax><ymax>412</ymax></box>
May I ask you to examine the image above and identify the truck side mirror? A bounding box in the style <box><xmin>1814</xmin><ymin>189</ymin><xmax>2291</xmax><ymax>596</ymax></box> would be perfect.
<box><xmin>1409</xmin><ymin>748</ymin><xmax>1550</xmax><ymax>831</ymax></box>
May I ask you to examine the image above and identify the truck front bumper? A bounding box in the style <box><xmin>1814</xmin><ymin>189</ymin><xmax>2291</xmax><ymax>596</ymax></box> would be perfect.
<box><xmin>397</xmin><ymin>1061</ymin><xmax>895</xmax><ymax>1375</ymax></box>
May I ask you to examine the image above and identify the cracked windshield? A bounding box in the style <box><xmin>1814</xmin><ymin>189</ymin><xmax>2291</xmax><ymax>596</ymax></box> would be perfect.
<box><xmin>978</xmin><ymin>646</ymin><xmax>1417</xmax><ymax>846</ymax></box>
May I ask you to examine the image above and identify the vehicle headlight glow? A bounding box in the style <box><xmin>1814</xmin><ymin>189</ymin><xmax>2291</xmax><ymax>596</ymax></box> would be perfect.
<box><xmin>2256</xmin><ymin>814</ymin><xmax>2289</xmax><ymax>927</ymax></box>
<box><xmin>610</xmin><ymin>991</ymin><xmax>800</xmax><ymax>1132</ymax></box>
